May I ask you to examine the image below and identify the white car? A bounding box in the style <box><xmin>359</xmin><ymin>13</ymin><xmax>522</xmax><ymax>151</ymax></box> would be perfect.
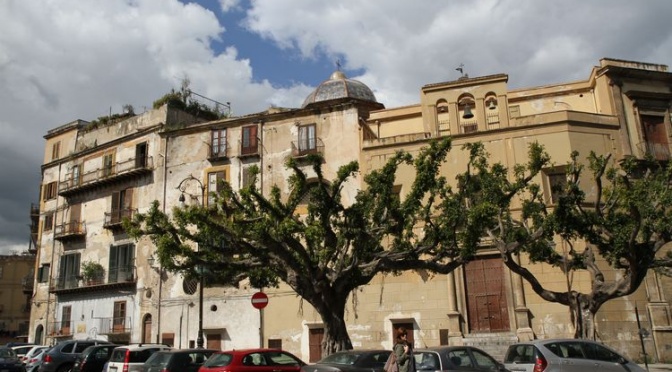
<box><xmin>10</xmin><ymin>344</ymin><xmax>37</xmax><ymax>364</ymax></box>
<box><xmin>107</xmin><ymin>344</ymin><xmax>171</xmax><ymax>372</ymax></box>
<box><xmin>503</xmin><ymin>339</ymin><xmax>645</xmax><ymax>372</ymax></box>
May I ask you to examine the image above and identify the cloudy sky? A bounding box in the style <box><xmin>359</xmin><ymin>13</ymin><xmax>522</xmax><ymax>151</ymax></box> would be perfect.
<box><xmin>1</xmin><ymin>0</ymin><xmax>671</xmax><ymax>255</ymax></box>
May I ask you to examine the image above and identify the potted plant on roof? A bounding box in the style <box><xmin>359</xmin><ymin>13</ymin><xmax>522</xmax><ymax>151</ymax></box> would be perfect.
<box><xmin>81</xmin><ymin>260</ymin><xmax>105</xmax><ymax>285</ymax></box>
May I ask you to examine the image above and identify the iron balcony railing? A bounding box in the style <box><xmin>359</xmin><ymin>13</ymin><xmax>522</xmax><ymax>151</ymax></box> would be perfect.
<box><xmin>98</xmin><ymin>316</ymin><xmax>132</xmax><ymax>334</ymax></box>
<box><xmin>291</xmin><ymin>138</ymin><xmax>325</xmax><ymax>158</ymax></box>
<box><xmin>54</xmin><ymin>221</ymin><xmax>86</xmax><ymax>240</ymax></box>
<box><xmin>58</xmin><ymin>155</ymin><xmax>153</xmax><ymax>196</ymax></box>
<box><xmin>48</xmin><ymin>321</ymin><xmax>73</xmax><ymax>337</ymax></box>
<box><xmin>208</xmin><ymin>141</ymin><xmax>229</xmax><ymax>160</ymax></box>
<box><xmin>50</xmin><ymin>265</ymin><xmax>137</xmax><ymax>292</ymax></box>
<box><xmin>239</xmin><ymin>140</ymin><xmax>260</xmax><ymax>157</ymax></box>
<box><xmin>103</xmin><ymin>208</ymin><xmax>137</xmax><ymax>229</ymax></box>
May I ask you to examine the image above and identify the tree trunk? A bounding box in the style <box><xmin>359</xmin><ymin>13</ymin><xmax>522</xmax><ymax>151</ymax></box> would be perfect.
<box><xmin>569</xmin><ymin>293</ymin><xmax>597</xmax><ymax>339</ymax></box>
<box><xmin>315</xmin><ymin>295</ymin><xmax>353</xmax><ymax>354</ymax></box>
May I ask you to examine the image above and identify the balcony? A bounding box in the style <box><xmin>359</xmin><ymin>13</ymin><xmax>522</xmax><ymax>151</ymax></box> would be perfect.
<box><xmin>49</xmin><ymin>266</ymin><xmax>137</xmax><ymax>295</ymax></box>
<box><xmin>208</xmin><ymin>142</ymin><xmax>229</xmax><ymax>161</ymax></box>
<box><xmin>98</xmin><ymin>316</ymin><xmax>132</xmax><ymax>335</ymax></box>
<box><xmin>54</xmin><ymin>221</ymin><xmax>86</xmax><ymax>241</ymax></box>
<box><xmin>103</xmin><ymin>208</ymin><xmax>137</xmax><ymax>230</ymax></box>
<box><xmin>637</xmin><ymin>141</ymin><xmax>671</xmax><ymax>161</ymax></box>
<box><xmin>291</xmin><ymin>138</ymin><xmax>325</xmax><ymax>158</ymax></box>
<box><xmin>239</xmin><ymin>142</ymin><xmax>260</xmax><ymax>157</ymax></box>
<box><xmin>48</xmin><ymin>321</ymin><xmax>73</xmax><ymax>338</ymax></box>
<box><xmin>58</xmin><ymin>155</ymin><xmax>153</xmax><ymax>197</ymax></box>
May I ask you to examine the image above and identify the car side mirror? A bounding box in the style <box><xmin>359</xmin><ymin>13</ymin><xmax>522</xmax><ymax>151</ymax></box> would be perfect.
<box><xmin>618</xmin><ymin>357</ymin><xmax>628</xmax><ymax>365</ymax></box>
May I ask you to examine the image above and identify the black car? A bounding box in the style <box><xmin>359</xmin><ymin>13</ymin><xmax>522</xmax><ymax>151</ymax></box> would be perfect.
<box><xmin>143</xmin><ymin>349</ymin><xmax>218</xmax><ymax>372</ymax></box>
<box><xmin>301</xmin><ymin>350</ymin><xmax>391</xmax><ymax>372</ymax></box>
<box><xmin>39</xmin><ymin>339</ymin><xmax>111</xmax><ymax>372</ymax></box>
<box><xmin>413</xmin><ymin>346</ymin><xmax>507</xmax><ymax>372</ymax></box>
<box><xmin>71</xmin><ymin>344</ymin><xmax>119</xmax><ymax>372</ymax></box>
<box><xmin>0</xmin><ymin>346</ymin><xmax>27</xmax><ymax>372</ymax></box>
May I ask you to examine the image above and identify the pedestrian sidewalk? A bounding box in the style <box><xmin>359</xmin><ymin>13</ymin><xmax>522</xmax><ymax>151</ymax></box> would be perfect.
<box><xmin>642</xmin><ymin>364</ymin><xmax>672</xmax><ymax>371</ymax></box>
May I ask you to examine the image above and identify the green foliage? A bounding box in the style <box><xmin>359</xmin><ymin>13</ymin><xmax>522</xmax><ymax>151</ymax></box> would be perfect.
<box><xmin>152</xmin><ymin>86</ymin><xmax>228</xmax><ymax>121</ymax></box>
<box><xmin>80</xmin><ymin>260</ymin><xmax>105</xmax><ymax>281</ymax></box>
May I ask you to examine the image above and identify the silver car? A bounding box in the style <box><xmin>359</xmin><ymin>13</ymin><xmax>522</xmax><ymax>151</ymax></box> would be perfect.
<box><xmin>503</xmin><ymin>339</ymin><xmax>644</xmax><ymax>372</ymax></box>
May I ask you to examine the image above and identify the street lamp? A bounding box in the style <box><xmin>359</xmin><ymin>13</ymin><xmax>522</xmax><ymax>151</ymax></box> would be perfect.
<box><xmin>176</xmin><ymin>174</ymin><xmax>206</xmax><ymax>348</ymax></box>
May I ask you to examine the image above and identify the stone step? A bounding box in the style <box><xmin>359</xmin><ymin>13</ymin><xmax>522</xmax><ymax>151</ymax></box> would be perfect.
<box><xmin>462</xmin><ymin>332</ymin><xmax>518</xmax><ymax>362</ymax></box>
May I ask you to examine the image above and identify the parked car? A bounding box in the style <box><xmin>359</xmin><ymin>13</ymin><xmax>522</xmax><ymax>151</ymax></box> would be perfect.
<box><xmin>503</xmin><ymin>338</ymin><xmax>645</xmax><ymax>372</ymax></box>
<box><xmin>20</xmin><ymin>346</ymin><xmax>49</xmax><ymax>365</ymax></box>
<box><xmin>72</xmin><ymin>344</ymin><xmax>120</xmax><ymax>372</ymax></box>
<box><xmin>300</xmin><ymin>350</ymin><xmax>390</xmax><ymax>372</ymax></box>
<box><xmin>413</xmin><ymin>346</ymin><xmax>507</xmax><ymax>372</ymax></box>
<box><xmin>0</xmin><ymin>346</ymin><xmax>28</xmax><ymax>372</ymax></box>
<box><xmin>107</xmin><ymin>344</ymin><xmax>172</xmax><ymax>372</ymax></box>
<box><xmin>39</xmin><ymin>339</ymin><xmax>112</xmax><ymax>372</ymax></box>
<box><xmin>201</xmin><ymin>348</ymin><xmax>305</xmax><ymax>372</ymax></box>
<box><xmin>26</xmin><ymin>347</ymin><xmax>50</xmax><ymax>372</ymax></box>
<box><xmin>12</xmin><ymin>344</ymin><xmax>36</xmax><ymax>362</ymax></box>
<box><xmin>143</xmin><ymin>348</ymin><xmax>217</xmax><ymax>372</ymax></box>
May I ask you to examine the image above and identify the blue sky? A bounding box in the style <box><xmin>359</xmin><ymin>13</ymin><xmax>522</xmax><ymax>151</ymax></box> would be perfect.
<box><xmin>1</xmin><ymin>0</ymin><xmax>672</xmax><ymax>253</ymax></box>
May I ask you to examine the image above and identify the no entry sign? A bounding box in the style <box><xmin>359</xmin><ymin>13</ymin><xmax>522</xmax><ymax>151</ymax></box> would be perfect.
<box><xmin>251</xmin><ymin>291</ymin><xmax>269</xmax><ymax>309</ymax></box>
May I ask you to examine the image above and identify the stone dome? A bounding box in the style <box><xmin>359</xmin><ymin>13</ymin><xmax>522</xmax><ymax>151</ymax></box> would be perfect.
<box><xmin>301</xmin><ymin>70</ymin><xmax>377</xmax><ymax>108</ymax></box>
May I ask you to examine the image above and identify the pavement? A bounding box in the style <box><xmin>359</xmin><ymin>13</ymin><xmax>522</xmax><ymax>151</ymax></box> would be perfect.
<box><xmin>642</xmin><ymin>364</ymin><xmax>672</xmax><ymax>371</ymax></box>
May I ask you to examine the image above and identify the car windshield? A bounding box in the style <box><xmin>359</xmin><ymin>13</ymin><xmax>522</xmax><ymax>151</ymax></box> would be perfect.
<box><xmin>203</xmin><ymin>353</ymin><xmax>233</xmax><ymax>368</ymax></box>
<box><xmin>145</xmin><ymin>352</ymin><xmax>172</xmax><ymax>366</ymax></box>
<box><xmin>0</xmin><ymin>349</ymin><xmax>16</xmax><ymax>359</ymax></box>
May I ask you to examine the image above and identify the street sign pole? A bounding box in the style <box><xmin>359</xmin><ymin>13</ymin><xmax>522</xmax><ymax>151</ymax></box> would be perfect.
<box><xmin>251</xmin><ymin>292</ymin><xmax>269</xmax><ymax>348</ymax></box>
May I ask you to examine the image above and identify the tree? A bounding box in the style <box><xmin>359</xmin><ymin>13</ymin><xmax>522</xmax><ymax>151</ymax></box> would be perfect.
<box><xmin>457</xmin><ymin>142</ymin><xmax>672</xmax><ymax>339</ymax></box>
<box><xmin>127</xmin><ymin>139</ymin><xmax>476</xmax><ymax>354</ymax></box>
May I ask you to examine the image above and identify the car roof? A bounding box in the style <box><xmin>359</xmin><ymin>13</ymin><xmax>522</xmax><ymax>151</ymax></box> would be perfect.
<box><xmin>157</xmin><ymin>348</ymin><xmax>218</xmax><ymax>354</ymax></box>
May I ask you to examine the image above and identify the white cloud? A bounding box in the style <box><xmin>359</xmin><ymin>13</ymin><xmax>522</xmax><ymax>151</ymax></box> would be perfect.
<box><xmin>1</xmin><ymin>0</ymin><xmax>672</xmax><ymax>254</ymax></box>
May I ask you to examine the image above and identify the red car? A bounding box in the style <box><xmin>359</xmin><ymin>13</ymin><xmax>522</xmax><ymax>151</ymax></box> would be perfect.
<box><xmin>199</xmin><ymin>348</ymin><xmax>305</xmax><ymax>372</ymax></box>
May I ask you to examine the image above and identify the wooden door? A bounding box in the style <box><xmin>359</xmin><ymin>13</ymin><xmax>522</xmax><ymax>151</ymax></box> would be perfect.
<box><xmin>465</xmin><ymin>257</ymin><xmax>510</xmax><ymax>332</ymax></box>
<box><xmin>308</xmin><ymin>328</ymin><xmax>324</xmax><ymax>363</ymax></box>
<box><xmin>206</xmin><ymin>333</ymin><xmax>222</xmax><ymax>350</ymax></box>
<box><xmin>143</xmin><ymin>315</ymin><xmax>152</xmax><ymax>343</ymax></box>
<box><xmin>641</xmin><ymin>115</ymin><xmax>668</xmax><ymax>160</ymax></box>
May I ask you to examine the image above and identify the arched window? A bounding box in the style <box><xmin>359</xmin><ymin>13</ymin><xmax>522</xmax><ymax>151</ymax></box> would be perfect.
<box><xmin>436</xmin><ymin>99</ymin><xmax>450</xmax><ymax>134</ymax></box>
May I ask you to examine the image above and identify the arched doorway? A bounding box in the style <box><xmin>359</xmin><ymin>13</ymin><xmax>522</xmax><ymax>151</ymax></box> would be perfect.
<box><xmin>34</xmin><ymin>324</ymin><xmax>44</xmax><ymax>345</ymax></box>
<box><xmin>142</xmin><ymin>314</ymin><xmax>153</xmax><ymax>344</ymax></box>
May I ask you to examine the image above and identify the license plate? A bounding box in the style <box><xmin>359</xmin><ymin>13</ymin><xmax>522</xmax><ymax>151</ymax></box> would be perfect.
<box><xmin>110</xmin><ymin>368</ymin><xmax>118</xmax><ymax>372</ymax></box>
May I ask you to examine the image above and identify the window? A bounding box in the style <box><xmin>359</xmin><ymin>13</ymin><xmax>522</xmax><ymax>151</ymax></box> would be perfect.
<box><xmin>43</xmin><ymin>182</ymin><xmax>57</xmax><ymax>201</ymax></box>
<box><xmin>298</xmin><ymin>124</ymin><xmax>316</xmax><ymax>154</ymax></box>
<box><xmin>447</xmin><ymin>349</ymin><xmax>473</xmax><ymax>368</ymax></box>
<box><xmin>242</xmin><ymin>167</ymin><xmax>254</xmax><ymax>189</ymax></box>
<box><xmin>103</xmin><ymin>153</ymin><xmax>114</xmax><ymax>177</ymax></box>
<box><xmin>44</xmin><ymin>212</ymin><xmax>54</xmax><ymax>232</ymax></box>
<box><xmin>208</xmin><ymin>171</ymin><xmax>226</xmax><ymax>205</ymax></box>
<box><xmin>109</xmin><ymin>244</ymin><xmax>135</xmax><ymax>282</ymax></box>
<box><xmin>135</xmin><ymin>142</ymin><xmax>148</xmax><ymax>168</ymax></box>
<box><xmin>268</xmin><ymin>339</ymin><xmax>282</xmax><ymax>349</ymax></box>
<box><xmin>211</xmin><ymin>129</ymin><xmax>227</xmax><ymax>157</ymax></box>
<box><xmin>52</xmin><ymin>141</ymin><xmax>61</xmax><ymax>161</ymax></box>
<box><xmin>71</xmin><ymin>164</ymin><xmax>81</xmax><ymax>186</ymax></box>
<box><xmin>111</xmin><ymin>188</ymin><xmax>133</xmax><ymax>224</ymax></box>
<box><xmin>61</xmin><ymin>306</ymin><xmax>72</xmax><ymax>333</ymax></box>
<box><xmin>241</xmin><ymin>125</ymin><xmax>258</xmax><ymax>155</ymax></box>
<box><xmin>37</xmin><ymin>264</ymin><xmax>50</xmax><ymax>283</ymax></box>
<box><xmin>59</xmin><ymin>253</ymin><xmax>80</xmax><ymax>289</ymax></box>
<box><xmin>0</xmin><ymin>267</ymin><xmax>3</xmax><ymax>279</ymax></box>
<box><xmin>113</xmin><ymin>301</ymin><xmax>126</xmax><ymax>331</ymax></box>
<box><xmin>547</xmin><ymin>171</ymin><xmax>567</xmax><ymax>204</ymax></box>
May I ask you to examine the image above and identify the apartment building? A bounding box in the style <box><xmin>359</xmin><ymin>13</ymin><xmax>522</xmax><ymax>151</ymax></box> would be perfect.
<box><xmin>31</xmin><ymin>59</ymin><xmax>672</xmax><ymax>362</ymax></box>
<box><xmin>0</xmin><ymin>255</ymin><xmax>33</xmax><ymax>344</ymax></box>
